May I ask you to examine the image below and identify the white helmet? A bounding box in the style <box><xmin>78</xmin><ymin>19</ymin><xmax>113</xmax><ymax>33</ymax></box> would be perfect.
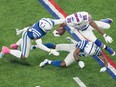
<box><xmin>84</xmin><ymin>42</ymin><xmax>96</xmax><ymax>56</ymax></box>
<box><xmin>39</xmin><ymin>18</ymin><xmax>54</xmax><ymax>32</ymax></box>
<box><xmin>73</xmin><ymin>12</ymin><xmax>83</xmax><ymax>25</ymax></box>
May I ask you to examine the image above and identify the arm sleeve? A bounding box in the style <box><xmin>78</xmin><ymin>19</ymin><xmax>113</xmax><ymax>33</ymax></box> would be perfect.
<box><xmin>35</xmin><ymin>39</ymin><xmax>50</xmax><ymax>52</ymax></box>
<box><xmin>52</xmin><ymin>18</ymin><xmax>65</xmax><ymax>25</ymax></box>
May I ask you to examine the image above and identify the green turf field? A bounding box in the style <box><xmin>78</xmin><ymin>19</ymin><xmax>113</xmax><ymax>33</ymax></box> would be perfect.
<box><xmin>0</xmin><ymin>0</ymin><xmax>116</xmax><ymax>87</ymax></box>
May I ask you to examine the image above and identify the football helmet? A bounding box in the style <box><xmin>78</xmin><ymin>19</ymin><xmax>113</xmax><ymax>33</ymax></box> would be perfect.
<box><xmin>39</xmin><ymin>18</ymin><xmax>54</xmax><ymax>32</ymax></box>
<box><xmin>84</xmin><ymin>42</ymin><xmax>96</xmax><ymax>56</ymax></box>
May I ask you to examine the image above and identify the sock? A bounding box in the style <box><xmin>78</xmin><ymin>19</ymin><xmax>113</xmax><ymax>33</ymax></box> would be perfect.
<box><xmin>44</xmin><ymin>43</ymin><xmax>55</xmax><ymax>49</ymax></box>
<box><xmin>16</xmin><ymin>38</ymin><xmax>22</xmax><ymax>46</ymax></box>
<box><xmin>95</xmin><ymin>39</ymin><xmax>114</xmax><ymax>54</ymax></box>
<box><xmin>51</xmin><ymin>60</ymin><xmax>62</xmax><ymax>67</ymax></box>
<box><xmin>95</xmin><ymin>39</ymin><xmax>104</xmax><ymax>47</ymax></box>
<box><xmin>10</xmin><ymin>50</ymin><xmax>22</xmax><ymax>58</ymax></box>
<box><xmin>105</xmin><ymin>46</ymin><xmax>114</xmax><ymax>54</ymax></box>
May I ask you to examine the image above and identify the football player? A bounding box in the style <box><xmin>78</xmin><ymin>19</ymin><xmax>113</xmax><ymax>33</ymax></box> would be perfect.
<box><xmin>53</xmin><ymin>11</ymin><xmax>115</xmax><ymax>56</ymax></box>
<box><xmin>39</xmin><ymin>37</ymin><xmax>108</xmax><ymax>72</ymax></box>
<box><xmin>0</xmin><ymin>18</ymin><xmax>64</xmax><ymax>59</ymax></box>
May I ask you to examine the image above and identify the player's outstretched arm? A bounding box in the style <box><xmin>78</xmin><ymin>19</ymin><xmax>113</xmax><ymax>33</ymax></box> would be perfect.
<box><xmin>16</xmin><ymin>26</ymin><xmax>29</xmax><ymax>35</ymax></box>
<box><xmin>90</xmin><ymin>19</ymin><xmax>113</xmax><ymax>43</ymax></box>
<box><xmin>73</xmin><ymin>48</ymin><xmax>85</xmax><ymax>68</ymax></box>
<box><xmin>35</xmin><ymin>39</ymin><xmax>59</xmax><ymax>56</ymax></box>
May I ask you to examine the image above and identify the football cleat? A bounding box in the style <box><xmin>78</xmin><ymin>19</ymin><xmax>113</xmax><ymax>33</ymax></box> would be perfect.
<box><xmin>111</xmin><ymin>51</ymin><xmax>115</xmax><ymax>56</ymax></box>
<box><xmin>1</xmin><ymin>46</ymin><xmax>10</xmax><ymax>54</ymax></box>
<box><xmin>100</xmin><ymin>67</ymin><xmax>107</xmax><ymax>72</ymax></box>
<box><xmin>10</xmin><ymin>44</ymin><xmax>18</xmax><ymax>49</ymax></box>
<box><xmin>100</xmin><ymin>18</ymin><xmax>113</xmax><ymax>24</ymax></box>
<box><xmin>39</xmin><ymin>59</ymin><xmax>49</xmax><ymax>67</ymax></box>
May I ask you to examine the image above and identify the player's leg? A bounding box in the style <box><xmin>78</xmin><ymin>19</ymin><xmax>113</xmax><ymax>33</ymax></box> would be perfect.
<box><xmin>79</xmin><ymin>28</ymin><xmax>115</xmax><ymax>56</ymax></box>
<box><xmin>31</xmin><ymin>43</ymin><xmax>56</xmax><ymax>50</ymax></box>
<box><xmin>94</xmin><ymin>21</ymin><xmax>110</xmax><ymax>29</ymax></box>
<box><xmin>31</xmin><ymin>43</ymin><xmax>75</xmax><ymax>53</ymax></box>
<box><xmin>20</xmin><ymin>31</ymin><xmax>32</xmax><ymax>58</ymax></box>
<box><xmin>39</xmin><ymin>50</ymin><xmax>75</xmax><ymax>67</ymax></box>
<box><xmin>39</xmin><ymin>59</ymin><xmax>64</xmax><ymax>67</ymax></box>
<box><xmin>100</xmin><ymin>18</ymin><xmax>113</xmax><ymax>24</ymax></box>
<box><xmin>10</xmin><ymin>38</ymin><xmax>22</xmax><ymax>49</ymax></box>
<box><xmin>0</xmin><ymin>31</ymin><xmax>31</xmax><ymax>59</ymax></box>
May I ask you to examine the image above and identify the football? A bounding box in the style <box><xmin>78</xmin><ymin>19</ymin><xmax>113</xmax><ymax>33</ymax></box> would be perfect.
<box><xmin>56</xmin><ymin>27</ymin><xmax>66</xmax><ymax>35</ymax></box>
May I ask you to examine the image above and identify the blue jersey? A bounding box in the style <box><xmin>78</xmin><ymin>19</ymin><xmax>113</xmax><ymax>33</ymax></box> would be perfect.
<box><xmin>76</xmin><ymin>40</ymin><xmax>102</xmax><ymax>56</ymax></box>
<box><xmin>27</xmin><ymin>21</ymin><xmax>46</xmax><ymax>39</ymax></box>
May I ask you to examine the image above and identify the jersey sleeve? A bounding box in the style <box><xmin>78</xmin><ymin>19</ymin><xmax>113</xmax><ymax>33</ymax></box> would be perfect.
<box><xmin>82</xmin><ymin>12</ymin><xmax>92</xmax><ymax>23</ymax></box>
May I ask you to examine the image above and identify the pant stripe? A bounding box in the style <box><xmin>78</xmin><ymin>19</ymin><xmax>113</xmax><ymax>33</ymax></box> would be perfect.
<box><xmin>22</xmin><ymin>32</ymin><xmax>28</xmax><ymax>57</ymax></box>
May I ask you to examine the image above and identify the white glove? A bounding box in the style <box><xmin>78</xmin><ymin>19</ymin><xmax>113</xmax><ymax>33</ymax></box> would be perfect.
<box><xmin>100</xmin><ymin>67</ymin><xmax>107</xmax><ymax>72</ymax></box>
<box><xmin>16</xmin><ymin>28</ymin><xmax>22</xmax><ymax>35</ymax></box>
<box><xmin>103</xmin><ymin>34</ymin><xmax>113</xmax><ymax>43</ymax></box>
<box><xmin>49</xmin><ymin>49</ymin><xmax>59</xmax><ymax>56</ymax></box>
<box><xmin>16</xmin><ymin>27</ymin><xmax>29</xmax><ymax>35</ymax></box>
<box><xmin>66</xmin><ymin>37</ymin><xmax>78</xmax><ymax>44</ymax></box>
<box><xmin>53</xmin><ymin>30</ymin><xmax>60</xmax><ymax>37</ymax></box>
<box><xmin>78</xmin><ymin>61</ymin><xmax>85</xmax><ymax>68</ymax></box>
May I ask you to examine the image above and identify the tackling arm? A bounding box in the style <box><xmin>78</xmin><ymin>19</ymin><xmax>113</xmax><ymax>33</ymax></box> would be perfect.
<box><xmin>73</xmin><ymin>48</ymin><xmax>80</xmax><ymax>61</ymax></box>
<box><xmin>73</xmin><ymin>48</ymin><xmax>85</xmax><ymax>68</ymax></box>
<box><xmin>35</xmin><ymin>39</ymin><xmax>51</xmax><ymax>52</ymax></box>
<box><xmin>90</xmin><ymin>19</ymin><xmax>104</xmax><ymax>35</ymax></box>
<box><xmin>35</xmin><ymin>39</ymin><xmax>59</xmax><ymax>56</ymax></box>
<box><xmin>52</xmin><ymin>18</ymin><xmax>65</xmax><ymax>25</ymax></box>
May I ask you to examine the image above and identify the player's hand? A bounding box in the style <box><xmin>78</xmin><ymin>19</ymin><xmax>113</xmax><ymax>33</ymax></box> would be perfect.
<box><xmin>78</xmin><ymin>61</ymin><xmax>85</xmax><ymax>68</ymax></box>
<box><xmin>53</xmin><ymin>30</ymin><xmax>60</xmax><ymax>37</ymax></box>
<box><xmin>100</xmin><ymin>67</ymin><xmax>107</xmax><ymax>72</ymax></box>
<box><xmin>49</xmin><ymin>49</ymin><xmax>59</xmax><ymax>56</ymax></box>
<box><xmin>66</xmin><ymin>37</ymin><xmax>73</xmax><ymax>43</ymax></box>
<box><xmin>16</xmin><ymin>28</ymin><xmax>22</xmax><ymax>35</ymax></box>
<box><xmin>103</xmin><ymin>34</ymin><xmax>113</xmax><ymax>43</ymax></box>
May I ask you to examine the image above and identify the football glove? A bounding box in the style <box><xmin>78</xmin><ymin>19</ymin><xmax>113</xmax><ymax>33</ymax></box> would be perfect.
<box><xmin>66</xmin><ymin>37</ymin><xmax>78</xmax><ymax>44</ymax></box>
<box><xmin>103</xmin><ymin>34</ymin><xmax>113</xmax><ymax>43</ymax></box>
<box><xmin>100</xmin><ymin>67</ymin><xmax>107</xmax><ymax>72</ymax></box>
<box><xmin>16</xmin><ymin>28</ymin><xmax>22</xmax><ymax>35</ymax></box>
<box><xmin>49</xmin><ymin>49</ymin><xmax>59</xmax><ymax>56</ymax></box>
<box><xmin>78</xmin><ymin>61</ymin><xmax>85</xmax><ymax>68</ymax></box>
<box><xmin>53</xmin><ymin>30</ymin><xmax>60</xmax><ymax>37</ymax></box>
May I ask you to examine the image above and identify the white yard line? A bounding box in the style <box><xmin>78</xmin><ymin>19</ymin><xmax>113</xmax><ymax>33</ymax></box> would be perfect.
<box><xmin>73</xmin><ymin>77</ymin><xmax>87</xmax><ymax>87</ymax></box>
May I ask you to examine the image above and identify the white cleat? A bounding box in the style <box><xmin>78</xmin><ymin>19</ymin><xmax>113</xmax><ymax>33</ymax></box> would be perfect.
<box><xmin>39</xmin><ymin>59</ymin><xmax>49</xmax><ymax>67</ymax></box>
<box><xmin>111</xmin><ymin>51</ymin><xmax>115</xmax><ymax>56</ymax></box>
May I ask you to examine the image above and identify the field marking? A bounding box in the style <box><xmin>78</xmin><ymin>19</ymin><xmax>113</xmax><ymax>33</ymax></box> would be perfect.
<box><xmin>73</xmin><ymin>77</ymin><xmax>87</xmax><ymax>87</ymax></box>
<box><xmin>35</xmin><ymin>86</ymin><xmax>40</xmax><ymax>87</ymax></box>
<box><xmin>39</xmin><ymin>0</ymin><xmax>116</xmax><ymax>80</ymax></box>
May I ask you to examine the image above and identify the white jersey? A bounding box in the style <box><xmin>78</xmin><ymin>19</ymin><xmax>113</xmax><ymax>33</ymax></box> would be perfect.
<box><xmin>65</xmin><ymin>12</ymin><xmax>91</xmax><ymax>31</ymax></box>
